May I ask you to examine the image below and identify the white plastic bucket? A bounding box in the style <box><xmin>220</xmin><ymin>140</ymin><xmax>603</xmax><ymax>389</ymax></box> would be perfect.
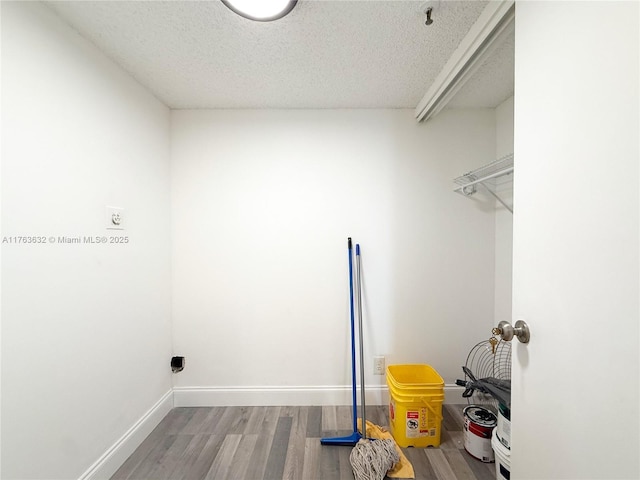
<box><xmin>463</xmin><ymin>405</ymin><xmax>496</xmax><ymax>463</ymax></box>
<box><xmin>496</xmin><ymin>403</ymin><xmax>511</xmax><ymax>449</ymax></box>
<box><xmin>492</xmin><ymin>428</ymin><xmax>511</xmax><ymax>480</ymax></box>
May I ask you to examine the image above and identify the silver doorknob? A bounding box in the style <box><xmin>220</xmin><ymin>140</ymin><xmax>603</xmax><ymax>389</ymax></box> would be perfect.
<box><xmin>493</xmin><ymin>320</ymin><xmax>530</xmax><ymax>344</ymax></box>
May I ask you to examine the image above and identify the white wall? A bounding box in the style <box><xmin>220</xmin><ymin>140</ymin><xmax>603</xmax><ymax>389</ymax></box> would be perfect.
<box><xmin>512</xmin><ymin>1</ymin><xmax>638</xmax><ymax>478</ymax></box>
<box><xmin>171</xmin><ymin>108</ymin><xmax>497</xmax><ymax>405</ymax></box>
<box><xmin>1</xmin><ymin>2</ymin><xmax>173</xmax><ymax>479</ymax></box>
<box><xmin>496</xmin><ymin>96</ymin><xmax>514</xmax><ymax>158</ymax></box>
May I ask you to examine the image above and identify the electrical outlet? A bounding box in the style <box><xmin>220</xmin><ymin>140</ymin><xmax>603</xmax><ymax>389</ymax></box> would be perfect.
<box><xmin>373</xmin><ymin>356</ymin><xmax>385</xmax><ymax>375</ymax></box>
<box><xmin>106</xmin><ymin>206</ymin><xmax>125</xmax><ymax>230</ymax></box>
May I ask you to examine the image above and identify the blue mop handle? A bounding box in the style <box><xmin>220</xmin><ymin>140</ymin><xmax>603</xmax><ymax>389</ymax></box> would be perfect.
<box><xmin>347</xmin><ymin>237</ymin><xmax>358</xmax><ymax>435</ymax></box>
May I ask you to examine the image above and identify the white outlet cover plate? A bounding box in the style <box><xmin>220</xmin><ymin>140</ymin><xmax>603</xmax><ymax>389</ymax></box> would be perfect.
<box><xmin>106</xmin><ymin>206</ymin><xmax>125</xmax><ymax>230</ymax></box>
<box><xmin>373</xmin><ymin>356</ymin><xmax>385</xmax><ymax>375</ymax></box>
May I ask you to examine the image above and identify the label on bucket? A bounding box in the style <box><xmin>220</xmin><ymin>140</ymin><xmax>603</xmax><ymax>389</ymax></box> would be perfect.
<box><xmin>497</xmin><ymin>410</ymin><xmax>511</xmax><ymax>449</ymax></box>
<box><xmin>405</xmin><ymin>409</ymin><xmax>436</xmax><ymax>438</ymax></box>
<box><xmin>464</xmin><ymin>416</ymin><xmax>495</xmax><ymax>463</ymax></box>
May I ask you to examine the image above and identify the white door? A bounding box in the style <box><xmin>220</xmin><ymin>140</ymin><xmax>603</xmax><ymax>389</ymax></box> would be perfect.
<box><xmin>512</xmin><ymin>2</ymin><xmax>639</xmax><ymax>479</ymax></box>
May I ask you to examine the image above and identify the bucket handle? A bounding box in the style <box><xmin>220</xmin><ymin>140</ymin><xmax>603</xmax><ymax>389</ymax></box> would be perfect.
<box><xmin>419</xmin><ymin>397</ymin><xmax>443</xmax><ymax>420</ymax></box>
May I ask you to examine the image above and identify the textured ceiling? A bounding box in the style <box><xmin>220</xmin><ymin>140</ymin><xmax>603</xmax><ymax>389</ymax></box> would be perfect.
<box><xmin>44</xmin><ymin>0</ymin><xmax>514</xmax><ymax>110</ymax></box>
<box><xmin>447</xmin><ymin>27</ymin><xmax>514</xmax><ymax>108</ymax></box>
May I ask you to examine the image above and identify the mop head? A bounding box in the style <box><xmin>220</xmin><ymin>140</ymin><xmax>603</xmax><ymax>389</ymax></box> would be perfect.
<box><xmin>356</xmin><ymin>419</ymin><xmax>414</xmax><ymax>478</ymax></box>
<box><xmin>349</xmin><ymin>438</ymin><xmax>399</xmax><ymax>480</ymax></box>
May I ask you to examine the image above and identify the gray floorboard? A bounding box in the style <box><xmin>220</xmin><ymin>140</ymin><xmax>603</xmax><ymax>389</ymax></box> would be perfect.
<box><xmin>111</xmin><ymin>405</ymin><xmax>495</xmax><ymax>480</ymax></box>
<box><xmin>263</xmin><ymin>416</ymin><xmax>293</xmax><ymax>480</ymax></box>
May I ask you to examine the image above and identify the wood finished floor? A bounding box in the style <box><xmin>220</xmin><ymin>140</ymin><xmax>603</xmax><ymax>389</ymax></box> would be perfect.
<box><xmin>111</xmin><ymin>404</ymin><xmax>496</xmax><ymax>480</ymax></box>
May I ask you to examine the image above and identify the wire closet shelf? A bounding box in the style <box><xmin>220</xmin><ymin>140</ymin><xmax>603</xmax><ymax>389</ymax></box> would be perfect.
<box><xmin>453</xmin><ymin>153</ymin><xmax>514</xmax><ymax>213</ymax></box>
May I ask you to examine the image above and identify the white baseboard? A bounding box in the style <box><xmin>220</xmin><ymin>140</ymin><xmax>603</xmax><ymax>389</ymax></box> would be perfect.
<box><xmin>173</xmin><ymin>385</ymin><xmax>465</xmax><ymax>407</ymax></box>
<box><xmin>78</xmin><ymin>389</ymin><xmax>173</xmax><ymax>480</ymax></box>
<box><xmin>444</xmin><ymin>385</ymin><xmax>465</xmax><ymax>403</ymax></box>
<box><xmin>173</xmin><ymin>385</ymin><xmax>380</xmax><ymax>406</ymax></box>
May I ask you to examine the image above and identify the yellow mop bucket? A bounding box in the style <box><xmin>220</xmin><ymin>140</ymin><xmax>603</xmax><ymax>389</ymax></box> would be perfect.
<box><xmin>386</xmin><ymin>364</ymin><xmax>445</xmax><ymax>448</ymax></box>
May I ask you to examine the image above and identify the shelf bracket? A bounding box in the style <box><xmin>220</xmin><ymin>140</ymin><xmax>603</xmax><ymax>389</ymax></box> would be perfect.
<box><xmin>479</xmin><ymin>182</ymin><xmax>513</xmax><ymax>213</ymax></box>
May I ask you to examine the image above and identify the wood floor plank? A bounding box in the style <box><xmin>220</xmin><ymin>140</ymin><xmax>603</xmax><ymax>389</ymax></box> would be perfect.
<box><xmin>319</xmin><ymin>441</ymin><xmax>341</xmax><ymax>480</ymax></box>
<box><xmin>321</xmin><ymin>405</ymin><xmax>338</xmax><ymax>431</ymax></box>
<box><xmin>460</xmin><ymin>448</ymin><xmax>497</xmax><ymax>480</ymax></box>
<box><xmin>443</xmin><ymin>404</ymin><xmax>466</xmax><ymax>431</ymax></box>
<box><xmin>442</xmin><ymin>405</ymin><xmax>461</xmax><ymax>433</ymax></box>
<box><xmin>402</xmin><ymin>448</ymin><xmax>438</xmax><ymax>480</ymax></box>
<box><xmin>282</xmin><ymin>407</ymin><xmax>309</xmax><ymax>480</ymax></box>
<box><xmin>125</xmin><ymin>435</ymin><xmax>180</xmax><ymax>480</ymax></box>
<box><xmin>204</xmin><ymin>434</ymin><xmax>242</xmax><ymax>480</ymax></box>
<box><xmin>306</xmin><ymin>405</ymin><xmax>322</xmax><ymax>438</ymax></box>
<box><xmin>442</xmin><ymin>448</ymin><xmax>479</xmax><ymax>480</ymax></box>
<box><xmin>425</xmin><ymin>448</ymin><xmax>458</xmax><ymax>480</ymax></box>
<box><xmin>259</xmin><ymin>406</ymin><xmax>282</xmax><ymax>437</ymax></box>
<box><xmin>320</xmin><ymin>405</ymin><xmax>355</xmax><ymax>439</ymax></box>
<box><xmin>301</xmin><ymin>437</ymin><xmax>321</xmax><ymax>480</ymax></box>
<box><xmin>110</xmin><ymin>453</ymin><xmax>142</xmax><ymax>479</ymax></box>
<box><xmin>366</xmin><ymin>404</ymin><xmax>388</xmax><ymax>428</ymax></box>
<box><xmin>244</xmin><ymin>433</ymin><xmax>276</xmax><ymax>480</ymax></box>
<box><xmin>178</xmin><ymin>434</ymin><xmax>225</xmax><ymax>480</ymax></box>
<box><xmin>337</xmin><ymin>405</ymin><xmax>354</xmax><ymax>430</ymax></box>
<box><xmin>169</xmin><ymin>434</ymin><xmax>211</xmax><ymax>480</ymax></box>
<box><xmin>485</xmin><ymin>458</ymin><xmax>497</xmax><ymax>477</ymax></box>
<box><xmin>280</xmin><ymin>405</ymin><xmax>298</xmax><ymax>417</ymax></box>
<box><xmin>165</xmin><ymin>408</ymin><xmax>198</xmax><ymax>434</ymax></box>
<box><xmin>440</xmin><ymin>429</ymin><xmax>465</xmax><ymax>451</ymax></box>
<box><xmin>145</xmin><ymin>434</ymin><xmax>193</xmax><ymax>480</ymax></box>
<box><xmin>244</xmin><ymin>406</ymin><xmax>267</xmax><ymax>434</ymax></box>
<box><xmin>263</xmin><ymin>415</ymin><xmax>293</xmax><ymax>480</ymax></box>
<box><xmin>227</xmin><ymin>406</ymin><xmax>252</xmax><ymax>434</ymax></box>
<box><xmin>197</xmin><ymin>407</ymin><xmax>228</xmax><ymax>435</ymax></box>
<box><xmin>226</xmin><ymin>433</ymin><xmax>259</xmax><ymax>479</ymax></box>
<box><xmin>337</xmin><ymin>443</ymin><xmax>354</xmax><ymax>480</ymax></box>
<box><xmin>110</xmin><ymin>424</ymin><xmax>167</xmax><ymax>480</ymax></box>
<box><xmin>207</xmin><ymin>407</ymin><xmax>238</xmax><ymax>436</ymax></box>
<box><xmin>181</xmin><ymin>407</ymin><xmax>217</xmax><ymax>435</ymax></box>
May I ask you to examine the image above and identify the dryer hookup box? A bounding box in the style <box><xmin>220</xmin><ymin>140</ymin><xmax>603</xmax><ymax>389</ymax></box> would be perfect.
<box><xmin>171</xmin><ymin>356</ymin><xmax>185</xmax><ymax>373</ymax></box>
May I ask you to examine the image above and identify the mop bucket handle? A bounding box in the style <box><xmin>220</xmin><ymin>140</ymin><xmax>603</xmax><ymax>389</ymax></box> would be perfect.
<box><xmin>419</xmin><ymin>396</ymin><xmax>443</xmax><ymax>421</ymax></box>
<box><xmin>392</xmin><ymin>392</ymin><xmax>444</xmax><ymax>419</ymax></box>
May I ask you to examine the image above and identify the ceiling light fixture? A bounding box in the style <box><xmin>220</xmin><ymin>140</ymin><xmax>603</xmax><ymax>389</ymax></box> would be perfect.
<box><xmin>221</xmin><ymin>0</ymin><xmax>298</xmax><ymax>22</ymax></box>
